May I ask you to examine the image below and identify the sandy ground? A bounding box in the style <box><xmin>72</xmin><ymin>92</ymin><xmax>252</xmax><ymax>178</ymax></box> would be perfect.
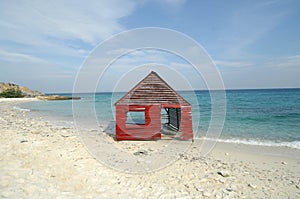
<box><xmin>0</xmin><ymin>99</ymin><xmax>300</xmax><ymax>198</ymax></box>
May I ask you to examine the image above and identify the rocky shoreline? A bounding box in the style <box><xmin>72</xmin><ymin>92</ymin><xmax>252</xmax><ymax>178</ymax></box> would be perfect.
<box><xmin>0</xmin><ymin>82</ymin><xmax>80</xmax><ymax>100</ymax></box>
<box><xmin>36</xmin><ymin>95</ymin><xmax>80</xmax><ymax>100</ymax></box>
<box><xmin>0</xmin><ymin>82</ymin><xmax>43</xmax><ymax>98</ymax></box>
<box><xmin>0</xmin><ymin>99</ymin><xmax>299</xmax><ymax>198</ymax></box>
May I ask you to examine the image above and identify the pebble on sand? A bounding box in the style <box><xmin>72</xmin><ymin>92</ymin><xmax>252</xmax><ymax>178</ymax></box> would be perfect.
<box><xmin>133</xmin><ymin>150</ymin><xmax>148</xmax><ymax>156</ymax></box>
<box><xmin>248</xmin><ymin>183</ymin><xmax>257</xmax><ymax>189</ymax></box>
<box><xmin>281</xmin><ymin>161</ymin><xmax>287</xmax><ymax>165</ymax></box>
<box><xmin>226</xmin><ymin>187</ymin><xmax>233</xmax><ymax>192</ymax></box>
<box><xmin>217</xmin><ymin>171</ymin><xmax>230</xmax><ymax>177</ymax></box>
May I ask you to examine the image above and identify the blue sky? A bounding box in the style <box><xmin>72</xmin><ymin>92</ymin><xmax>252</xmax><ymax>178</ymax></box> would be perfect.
<box><xmin>0</xmin><ymin>0</ymin><xmax>299</xmax><ymax>92</ymax></box>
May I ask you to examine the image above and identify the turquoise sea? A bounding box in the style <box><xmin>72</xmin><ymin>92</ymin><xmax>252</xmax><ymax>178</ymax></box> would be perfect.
<box><xmin>20</xmin><ymin>88</ymin><xmax>300</xmax><ymax>149</ymax></box>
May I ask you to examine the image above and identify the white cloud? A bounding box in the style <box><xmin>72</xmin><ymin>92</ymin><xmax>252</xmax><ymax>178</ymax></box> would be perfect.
<box><xmin>0</xmin><ymin>0</ymin><xmax>138</xmax><ymax>93</ymax></box>
<box><xmin>267</xmin><ymin>55</ymin><xmax>300</xmax><ymax>71</ymax></box>
<box><xmin>0</xmin><ymin>0</ymin><xmax>136</xmax><ymax>62</ymax></box>
<box><xmin>214</xmin><ymin>60</ymin><xmax>252</xmax><ymax>68</ymax></box>
<box><xmin>0</xmin><ymin>0</ymin><xmax>135</xmax><ymax>45</ymax></box>
<box><xmin>0</xmin><ymin>48</ymin><xmax>46</xmax><ymax>63</ymax></box>
<box><xmin>287</xmin><ymin>55</ymin><xmax>300</xmax><ymax>60</ymax></box>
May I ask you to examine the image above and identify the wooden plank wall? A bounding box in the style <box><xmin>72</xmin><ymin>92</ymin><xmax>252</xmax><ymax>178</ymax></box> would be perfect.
<box><xmin>115</xmin><ymin>105</ymin><xmax>161</xmax><ymax>140</ymax></box>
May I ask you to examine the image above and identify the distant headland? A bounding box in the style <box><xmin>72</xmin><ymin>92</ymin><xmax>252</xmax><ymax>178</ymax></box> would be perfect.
<box><xmin>0</xmin><ymin>82</ymin><xmax>80</xmax><ymax>100</ymax></box>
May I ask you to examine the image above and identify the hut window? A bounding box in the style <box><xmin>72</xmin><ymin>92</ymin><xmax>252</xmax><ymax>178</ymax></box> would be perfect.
<box><xmin>126</xmin><ymin>111</ymin><xmax>145</xmax><ymax>125</ymax></box>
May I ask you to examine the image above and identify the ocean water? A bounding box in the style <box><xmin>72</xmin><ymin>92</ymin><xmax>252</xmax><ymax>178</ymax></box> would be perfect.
<box><xmin>20</xmin><ymin>89</ymin><xmax>300</xmax><ymax>149</ymax></box>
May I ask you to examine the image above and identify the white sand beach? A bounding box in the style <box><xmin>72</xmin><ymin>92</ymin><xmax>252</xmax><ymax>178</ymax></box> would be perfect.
<box><xmin>1</xmin><ymin>99</ymin><xmax>300</xmax><ymax>198</ymax></box>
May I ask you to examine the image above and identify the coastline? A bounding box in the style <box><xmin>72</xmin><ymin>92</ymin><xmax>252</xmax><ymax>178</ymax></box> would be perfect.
<box><xmin>1</xmin><ymin>99</ymin><xmax>300</xmax><ymax>198</ymax></box>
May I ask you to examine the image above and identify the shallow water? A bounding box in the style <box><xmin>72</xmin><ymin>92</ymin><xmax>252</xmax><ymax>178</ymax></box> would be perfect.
<box><xmin>21</xmin><ymin>89</ymin><xmax>300</xmax><ymax>149</ymax></box>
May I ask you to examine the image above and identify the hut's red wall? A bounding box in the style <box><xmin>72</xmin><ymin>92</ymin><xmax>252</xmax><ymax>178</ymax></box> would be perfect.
<box><xmin>180</xmin><ymin>106</ymin><xmax>193</xmax><ymax>140</ymax></box>
<box><xmin>116</xmin><ymin>104</ymin><xmax>161</xmax><ymax>140</ymax></box>
<box><xmin>116</xmin><ymin>104</ymin><xmax>193</xmax><ymax>141</ymax></box>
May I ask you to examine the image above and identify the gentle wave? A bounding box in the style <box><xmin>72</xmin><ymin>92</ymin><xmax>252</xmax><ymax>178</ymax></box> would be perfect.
<box><xmin>198</xmin><ymin>137</ymin><xmax>300</xmax><ymax>150</ymax></box>
<box><xmin>13</xmin><ymin>106</ymin><xmax>30</xmax><ymax>112</ymax></box>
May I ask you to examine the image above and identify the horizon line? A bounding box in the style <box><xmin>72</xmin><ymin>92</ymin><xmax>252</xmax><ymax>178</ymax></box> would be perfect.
<box><xmin>46</xmin><ymin>87</ymin><xmax>300</xmax><ymax>94</ymax></box>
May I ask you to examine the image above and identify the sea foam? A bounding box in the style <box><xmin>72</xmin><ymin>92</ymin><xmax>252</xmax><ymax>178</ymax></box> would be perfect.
<box><xmin>199</xmin><ymin>137</ymin><xmax>300</xmax><ymax>150</ymax></box>
<box><xmin>13</xmin><ymin>106</ymin><xmax>30</xmax><ymax>112</ymax></box>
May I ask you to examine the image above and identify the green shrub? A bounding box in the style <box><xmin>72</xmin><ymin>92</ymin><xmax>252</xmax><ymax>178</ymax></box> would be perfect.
<box><xmin>0</xmin><ymin>88</ymin><xmax>24</xmax><ymax>98</ymax></box>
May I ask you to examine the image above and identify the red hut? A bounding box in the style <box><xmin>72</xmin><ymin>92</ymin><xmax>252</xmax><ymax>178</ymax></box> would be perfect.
<box><xmin>115</xmin><ymin>71</ymin><xmax>193</xmax><ymax>141</ymax></box>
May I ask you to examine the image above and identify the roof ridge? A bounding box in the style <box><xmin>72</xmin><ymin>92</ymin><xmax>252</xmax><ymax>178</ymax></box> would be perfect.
<box><xmin>114</xmin><ymin>71</ymin><xmax>155</xmax><ymax>105</ymax></box>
